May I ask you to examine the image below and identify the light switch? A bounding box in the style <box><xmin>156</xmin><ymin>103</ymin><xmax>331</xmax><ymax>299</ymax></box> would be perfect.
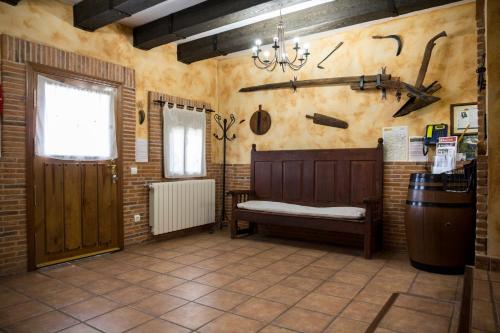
<box><xmin>130</xmin><ymin>166</ymin><xmax>138</xmax><ymax>175</ymax></box>
<box><xmin>134</xmin><ymin>214</ymin><xmax>141</xmax><ymax>223</ymax></box>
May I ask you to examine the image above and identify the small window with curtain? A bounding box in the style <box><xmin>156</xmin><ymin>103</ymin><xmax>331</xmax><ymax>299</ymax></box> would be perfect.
<box><xmin>163</xmin><ymin>106</ymin><xmax>206</xmax><ymax>178</ymax></box>
<box><xmin>35</xmin><ymin>74</ymin><xmax>117</xmax><ymax>160</ymax></box>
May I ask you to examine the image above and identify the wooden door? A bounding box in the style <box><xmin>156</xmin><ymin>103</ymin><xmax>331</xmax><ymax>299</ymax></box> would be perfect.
<box><xmin>27</xmin><ymin>64</ymin><xmax>123</xmax><ymax>269</ymax></box>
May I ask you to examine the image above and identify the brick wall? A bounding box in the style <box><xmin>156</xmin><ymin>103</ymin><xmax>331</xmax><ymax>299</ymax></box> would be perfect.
<box><xmin>224</xmin><ymin>162</ymin><xmax>428</xmax><ymax>251</ymax></box>
<box><xmin>475</xmin><ymin>0</ymin><xmax>488</xmax><ymax>266</ymax></box>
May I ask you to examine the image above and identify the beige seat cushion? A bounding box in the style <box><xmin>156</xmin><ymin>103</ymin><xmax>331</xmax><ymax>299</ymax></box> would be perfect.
<box><xmin>237</xmin><ymin>200</ymin><xmax>365</xmax><ymax>220</ymax></box>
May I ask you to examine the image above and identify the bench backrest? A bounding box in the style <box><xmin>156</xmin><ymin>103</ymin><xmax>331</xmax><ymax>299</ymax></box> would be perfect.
<box><xmin>250</xmin><ymin>139</ymin><xmax>383</xmax><ymax>209</ymax></box>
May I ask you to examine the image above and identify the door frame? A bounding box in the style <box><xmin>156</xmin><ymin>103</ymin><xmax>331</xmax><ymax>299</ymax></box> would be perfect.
<box><xmin>25</xmin><ymin>62</ymin><xmax>124</xmax><ymax>271</ymax></box>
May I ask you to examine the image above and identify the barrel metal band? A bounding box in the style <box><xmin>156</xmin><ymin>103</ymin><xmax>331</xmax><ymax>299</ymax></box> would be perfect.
<box><xmin>405</xmin><ymin>200</ymin><xmax>474</xmax><ymax>208</ymax></box>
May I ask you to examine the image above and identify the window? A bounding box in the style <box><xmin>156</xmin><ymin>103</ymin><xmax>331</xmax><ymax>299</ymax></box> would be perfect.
<box><xmin>35</xmin><ymin>74</ymin><xmax>117</xmax><ymax>160</ymax></box>
<box><xmin>164</xmin><ymin>107</ymin><xmax>206</xmax><ymax>178</ymax></box>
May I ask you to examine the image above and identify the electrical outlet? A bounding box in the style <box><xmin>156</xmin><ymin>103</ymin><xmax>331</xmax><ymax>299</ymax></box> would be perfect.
<box><xmin>134</xmin><ymin>214</ymin><xmax>141</xmax><ymax>223</ymax></box>
<box><xmin>130</xmin><ymin>166</ymin><xmax>138</xmax><ymax>175</ymax></box>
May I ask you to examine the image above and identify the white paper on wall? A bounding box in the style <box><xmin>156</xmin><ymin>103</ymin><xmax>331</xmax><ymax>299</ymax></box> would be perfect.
<box><xmin>135</xmin><ymin>138</ymin><xmax>148</xmax><ymax>163</ymax></box>
<box><xmin>382</xmin><ymin>126</ymin><xmax>408</xmax><ymax>161</ymax></box>
<box><xmin>409</xmin><ymin>136</ymin><xmax>427</xmax><ymax>162</ymax></box>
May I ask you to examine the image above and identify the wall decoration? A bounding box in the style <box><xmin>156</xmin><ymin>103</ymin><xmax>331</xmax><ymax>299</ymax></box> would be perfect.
<box><xmin>305</xmin><ymin>113</ymin><xmax>348</xmax><ymax>129</ymax></box>
<box><xmin>450</xmin><ymin>103</ymin><xmax>479</xmax><ymax>136</ymax></box>
<box><xmin>250</xmin><ymin>105</ymin><xmax>271</xmax><ymax>135</ymax></box>
<box><xmin>477</xmin><ymin>54</ymin><xmax>486</xmax><ymax>92</ymax></box>
<box><xmin>382</xmin><ymin>126</ymin><xmax>409</xmax><ymax>161</ymax></box>
<box><xmin>372</xmin><ymin>35</ymin><xmax>403</xmax><ymax>56</ymax></box>
<box><xmin>317</xmin><ymin>41</ymin><xmax>343</xmax><ymax>69</ymax></box>
<box><xmin>241</xmin><ymin>31</ymin><xmax>448</xmax><ymax>118</ymax></box>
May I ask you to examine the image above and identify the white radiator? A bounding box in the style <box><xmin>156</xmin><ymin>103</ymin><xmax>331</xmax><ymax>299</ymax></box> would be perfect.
<box><xmin>149</xmin><ymin>179</ymin><xmax>215</xmax><ymax>235</ymax></box>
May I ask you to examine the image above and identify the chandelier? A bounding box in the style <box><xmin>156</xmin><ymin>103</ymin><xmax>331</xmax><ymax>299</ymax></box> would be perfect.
<box><xmin>251</xmin><ymin>15</ymin><xmax>310</xmax><ymax>72</ymax></box>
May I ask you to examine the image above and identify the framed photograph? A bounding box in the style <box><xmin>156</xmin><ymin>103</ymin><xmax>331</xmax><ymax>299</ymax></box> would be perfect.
<box><xmin>450</xmin><ymin>103</ymin><xmax>478</xmax><ymax>136</ymax></box>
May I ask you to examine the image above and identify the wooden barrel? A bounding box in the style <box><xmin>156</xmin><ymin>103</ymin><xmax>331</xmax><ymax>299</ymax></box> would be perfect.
<box><xmin>405</xmin><ymin>173</ymin><xmax>475</xmax><ymax>274</ymax></box>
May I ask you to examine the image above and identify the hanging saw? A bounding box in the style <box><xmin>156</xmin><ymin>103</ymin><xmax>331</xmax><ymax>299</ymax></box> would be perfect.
<box><xmin>372</xmin><ymin>35</ymin><xmax>403</xmax><ymax>56</ymax></box>
<box><xmin>306</xmin><ymin>113</ymin><xmax>348</xmax><ymax>129</ymax></box>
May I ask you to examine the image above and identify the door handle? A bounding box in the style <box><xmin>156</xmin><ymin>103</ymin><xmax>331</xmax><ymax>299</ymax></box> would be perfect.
<box><xmin>108</xmin><ymin>160</ymin><xmax>118</xmax><ymax>183</ymax></box>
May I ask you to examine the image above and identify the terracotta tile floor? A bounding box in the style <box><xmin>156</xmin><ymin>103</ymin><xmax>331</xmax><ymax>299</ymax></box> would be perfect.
<box><xmin>0</xmin><ymin>231</ymin><xmax>466</xmax><ymax>333</ymax></box>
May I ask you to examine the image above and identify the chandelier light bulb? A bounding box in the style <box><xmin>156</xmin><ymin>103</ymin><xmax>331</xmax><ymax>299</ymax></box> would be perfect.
<box><xmin>255</xmin><ymin>39</ymin><xmax>262</xmax><ymax>46</ymax></box>
<box><xmin>293</xmin><ymin>37</ymin><xmax>299</xmax><ymax>44</ymax></box>
<box><xmin>263</xmin><ymin>51</ymin><xmax>270</xmax><ymax>59</ymax></box>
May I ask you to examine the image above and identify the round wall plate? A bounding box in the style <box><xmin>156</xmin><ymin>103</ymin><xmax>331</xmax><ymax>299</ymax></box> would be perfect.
<box><xmin>250</xmin><ymin>105</ymin><xmax>271</xmax><ymax>135</ymax></box>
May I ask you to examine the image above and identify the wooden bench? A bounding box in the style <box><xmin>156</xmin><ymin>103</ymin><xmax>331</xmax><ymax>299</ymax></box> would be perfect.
<box><xmin>229</xmin><ymin>139</ymin><xmax>384</xmax><ymax>259</ymax></box>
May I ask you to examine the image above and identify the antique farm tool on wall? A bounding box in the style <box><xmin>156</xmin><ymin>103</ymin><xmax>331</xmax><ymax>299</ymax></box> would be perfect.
<box><xmin>372</xmin><ymin>35</ymin><xmax>403</xmax><ymax>56</ymax></box>
<box><xmin>213</xmin><ymin>113</ymin><xmax>244</xmax><ymax>229</ymax></box>
<box><xmin>306</xmin><ymin>113</ymin><xmax>348</xmax><ymax>129</ymax></box>
<box><xmin>477</xmin><ymin>53</ymin><xmax>486</xmax><ymax>92</ymax></box>
<box><xmin>250</xmin><ymin>105</ymin><xmax>271</xmax><ymax>135</ymax></box>
<box><xmin>317</xmin><ymin>41</ymin><xmax>344</xmax><ymax>69</ymax></box>
<box><xmin>392</xmin><ymin>31</ymin><xmax>447</xmax><ymax>117</ymax></box>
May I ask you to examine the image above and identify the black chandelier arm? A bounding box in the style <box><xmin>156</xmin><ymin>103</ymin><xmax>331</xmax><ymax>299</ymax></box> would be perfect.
<box><xmin>226</xmin><ymin>114</ymin><xmax>236</xmax><ymax>130</ymax></box>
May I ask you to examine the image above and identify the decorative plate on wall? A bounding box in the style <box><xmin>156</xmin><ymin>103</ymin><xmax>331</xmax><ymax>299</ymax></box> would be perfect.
<box><xmin>250</xmin><ymin>105</ymin><xmax>271</xmax><ymax>135</ymax></box>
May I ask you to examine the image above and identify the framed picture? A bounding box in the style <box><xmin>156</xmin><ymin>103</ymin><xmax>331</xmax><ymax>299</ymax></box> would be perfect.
<box><xmin>450</xmin><ymin>103</ymin><xmax>478</xmax><ymax>136</ymax></box>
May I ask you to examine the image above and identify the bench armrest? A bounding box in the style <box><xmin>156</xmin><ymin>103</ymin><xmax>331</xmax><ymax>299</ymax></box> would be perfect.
<box><xmin>229</xmin><ymin>190</ymin><xmax>255</xmax><ymax>211</ymax></box>
<box><xmin>363</xmin><ymin>197</ymin><xmax>381</xmax><ymax>204</ymax></box>
<box><xmin>363</xmin><ymin>197</ymin><xmax>382</xmax><ymax>222</ymax></box>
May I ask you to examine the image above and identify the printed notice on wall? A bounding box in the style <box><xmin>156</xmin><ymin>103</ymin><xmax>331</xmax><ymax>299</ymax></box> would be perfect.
<box><xmin>135</xmin><ymin>138</ymin><xmax>148</xmax><ymax>163</ymax></box>
<box><xmin>409</xmin><ymin>136</ymin><xmax>427</xmax><ymax>162</ymax></box>
<box><xmin>382</xmin><ymin>126</ymin><xmax>408</xmax><ymax>161</ymax></box>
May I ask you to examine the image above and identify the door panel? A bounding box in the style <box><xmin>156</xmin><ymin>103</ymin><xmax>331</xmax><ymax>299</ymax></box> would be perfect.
<box><xmin>82</xmin><ymin>163</ymin><xmax>98</xmax><ymax>248</ymax></box>
<box><xmin>98</xmin><ymin>163</ymin><xmax>116</xmax><ymax>246</ymax></box>
<box><xmin>44</xmin><ymin>163</ymin><xmax>64</xmax><ymax>254</ymax></box>
<box><xmin>64</xmin><ymin>163</ymin><xmax>82</xmax><ymax>251</ymax></box>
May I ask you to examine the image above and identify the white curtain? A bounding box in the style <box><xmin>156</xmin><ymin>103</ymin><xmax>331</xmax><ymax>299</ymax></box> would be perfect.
<box><xmin>164</xmin><ymin>106</ymin><xmax>206</xmax><ymax>178</ymax></box>
<box><xmin>35</xmin><ymin>75</ymin><xmax>117</xmax><ymax>160</ymax></box>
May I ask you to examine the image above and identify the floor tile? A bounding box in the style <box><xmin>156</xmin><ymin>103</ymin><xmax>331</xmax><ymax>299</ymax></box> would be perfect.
<box><xmin>266</xmin><ymin>262</ymin><xmax>304</xmax><ymax>275</ymax></box>
<box><xmin>379</xmin><ymin>306</ymin><xmax>450</xmax><ymax>333</ymax></box>
<box><xmin>169</xmin><ymin>266</ymin><xmax>210</xmax><ymax>280</ymax></box>
<box><xmin>131</xmin><ymin>293</ymin><xmax>187</xmax><ymax>317</ymax></box>
<box><xmin>282</xmin><ymin>254</ymin><xmax>317</xmax><ymax>265</ymax></box>
<box><xmin>86</xmin><ymin>307</ymin><xmax>153</xmax><ymax>333</ymax></box>
<box><xmin>36</xmin><ymin>286</ymin><xmax>92</xmax><ymax>309</ymax></box>
<box><xmin>193</xmin><ymin>258</ymin><xmax>231</xmax><ymax>271</ymax></box>
<box><xmin>196</xmin><ymin>289</ymin><xmax>249</xmax><ymax>311</ymax></box>
<box><xmin>105</xmin><ymin>286</ymin><xmax>155</xmax><ymax>305</ymax></box>
<box><xmin>161</xmin><ymin>303</ymin><xmax>222</xmax><ymax>330</ymax></box>
<box><xmin>198</xmin><ymin>313</ymin><xmax>264</xmax><ymax>333</ymax></box>
<box><xmin>232</xmin><ymin>297</ymin><xmax>288</xmax><ymax>322</ymax></box>
<box><xmin>296</xmin><ymin>292</ymin><xmax>349</xmax><ymax>316</ymax></box>
<box><xmin>257</xmin><ymin>285</ymin><xmax>308</xmax><ymax>306</ymax></box>
<box><xmin>5</xmin><ymin>311</ymin><xmax>78</xmax><ymax>333</ymax></box>
<box><xmin>115</xmin><ymin>269</ymin><xmax>159</xmax><ymax>284</ymax></box>
<box><xmin>330</xmin><ymin>270</ymin><xmax>371</xmax><ymax>286</ymax></box>
<box><xmin>217</xmin><ymin>264</ymin><xmax>259</xmax><ymax>277</ymax></box>
<box><xmin>340</xmin><ymin>300</ymin><xmax>382</xmax><ymax>323</ymax></box>
<box><xmin>140</xmin><ymin>275</ymin><xmax>186</xmax><ymax>292</ymax></box>
<box><xmin>146</xmin><ymin>261</ymin><xmax>185</xmax><ymax>274</ymax></box>
<box><xmin>0</xmin><ymin>300</ymin><xmax>52</xmax><ymax>327</ymax></box>
<box><xmin>274</xmin><ymin>307</ymin><xmax>333</xmax><ymax>333</ymax></box>
<box><xmin>295</xmin><ymin>265</ymin><xmax>336</xmax><ymax>280</ymax></box>
<box><xmin>409</xmin><ymin>281</ymin><xmax>457</xmax><ymax>301</ymax></box>
<box><xmin>170</xmin><ymin>254</ymin><xmax>207</xmax><ymax>265</ymax></box>
<box><xmin>242</xmin><ymin>257</ymin><xmax>275</xmax><ymax>268</ymax></box>
<box><xmin>150</xmin><ymin>251</ymin><xmax>184</xmax><ymax>260</ymax></box>
<box><xmin>394</xmin><ymin>293</ymin><xmax>454</xmax><ymax>318</ymax></box>
<box><xmin>223</xmin><ymin>278</ymin><xmax>271</xmax><ymax>296</ymax></box>
<box><xmin>0</xmin><ymin>289</ymin><xmax>29</xmax><ymax>309</ymax></box>
<box><xmin>193</xmin><ymin>272</ymin><xmax>237</xmax><ymax>288</ymax></box>
<box><xmin>323</xmin><ymin>317</ymin><xmax>369</xmax><ymax>333</ymax></box>
<box><xmin>126</xmin><ymin>319</ymin><xmax>190</xmax><ymax>333</ymax></box>
<box><xmin>58</xmin><ymin>323</ymin><xmax>102</xmax><ymax>333</ymax></box>
<box><xmin>315</xmin><ymin>281</ymin><xmax>362</xmax><ymax>299</ymax></box>
<box><xmin>246</xmin><ymin>269</ymin><xmax>287</xmax><ymax>284</ymax></box>
<box><xmin>166</xmin><ymin>282</ymin><xmax>216</xmax><ymax>301</ymax></box>
<box><xmin>60</xmin><ymin>296</ymin><xmax>120</xmax><ymax>321</ymax></box>
<box><xmin>280</xmin><ymin>276</ymin><xmax>322</xmax><ymax>292</ymax></box>
<box><xmin>259</xmin><ymin>325</ymin><xmax>296</xmax><ymax>333</ymax></box>
<box><xmin>81</xmin><ymin>278</ymin><xmax>129</xmax><ymax>295</ymax></box>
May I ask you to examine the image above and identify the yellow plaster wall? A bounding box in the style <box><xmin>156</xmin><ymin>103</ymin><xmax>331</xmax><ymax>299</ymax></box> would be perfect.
<box><xmin>217</xmin><ymin>3</ymin><xmax>476</xmax><ymax>164</ymax></box>
<box><xmin>0</xmin><ymin>0</ymin><xmax>218</xmax><ymax>156</ymax></box>
<box><xmin>486</xmin><ymin>0</ymin><xmax>500</xmax><ymax>256</ymax></box>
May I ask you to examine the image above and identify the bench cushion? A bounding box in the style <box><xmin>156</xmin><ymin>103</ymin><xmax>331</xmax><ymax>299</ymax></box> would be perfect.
<box><xmin>237</xmin><ymin>200</ymin><xmax>365</xmax><ymax>220</ymax></box>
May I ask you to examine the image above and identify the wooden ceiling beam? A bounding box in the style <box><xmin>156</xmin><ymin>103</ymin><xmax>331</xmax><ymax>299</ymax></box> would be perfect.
<box><xmin>74</xmin><ymin>0</ymin><xmax>166</xmax><ymax>31</ymax></box>
<box><xmin>177</xmin><ymin>0</ymin><xmax>462</xmax><ymax>64</ymax></box>
<box><xmin>133</xmin><ymin>0</ymin><xmax>308</xmax><ymax>50</ymax></box>
<box><xmin>1</xmin><ymin>0</ymin><xmax>21</xmax><ymax>5</ymax></box>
